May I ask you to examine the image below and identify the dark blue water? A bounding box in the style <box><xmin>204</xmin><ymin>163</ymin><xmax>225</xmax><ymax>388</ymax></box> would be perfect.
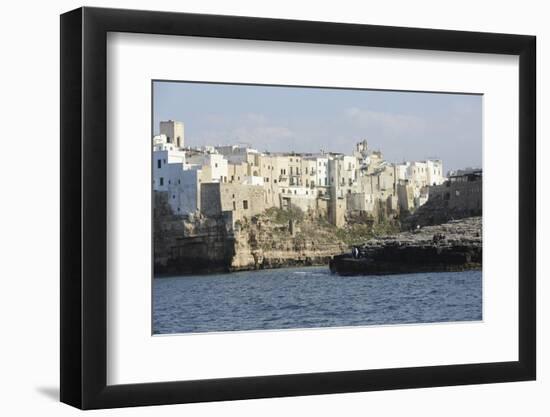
<box><xmin>153</xmin><ymin>267</ymin><xmax>482</xmax><ymax>334</ymax></box>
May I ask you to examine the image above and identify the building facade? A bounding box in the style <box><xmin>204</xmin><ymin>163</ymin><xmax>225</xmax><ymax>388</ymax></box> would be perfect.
<box><xmin>153</xmin><ymin>120</ymin><xmax>453</xmax><ymax>226</ymax></box>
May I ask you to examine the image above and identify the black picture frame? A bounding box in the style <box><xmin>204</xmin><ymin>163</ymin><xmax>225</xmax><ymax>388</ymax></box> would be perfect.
<box><xmin>60</xmin><ymin>6</ymin><xmax>536</xmax><ymax>410</ymax></box>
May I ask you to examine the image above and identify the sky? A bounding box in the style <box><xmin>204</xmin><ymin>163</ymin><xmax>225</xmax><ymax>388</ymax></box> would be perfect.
<box><xmin>153</xmin><ymin>81</ymin><xmax>482</xmax><ymax>173</ymax></box>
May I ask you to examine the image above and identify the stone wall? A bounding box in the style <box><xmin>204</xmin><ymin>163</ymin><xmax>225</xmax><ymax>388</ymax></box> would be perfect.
<box><xmin>402</xmin><ymin>173</ymin><xmax>482</xmax><ymax>229</ymax></box>
<box><xmin>429</xmin><ymin>175</ymin><xmax>482</xmax><ymax>212</ymax></box>
<box><xmin>200</xmin><ymin>182</ymin><xmax>266</xmax><ymax>222</ymax></box>
<box><xmin>329</xmin><ymin>195</ymin><xmax>346</xmax><ymax>227</ymax></box>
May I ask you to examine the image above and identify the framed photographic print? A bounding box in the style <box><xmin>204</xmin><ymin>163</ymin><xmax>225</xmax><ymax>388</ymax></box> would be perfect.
<box><xmin>60</xmin><ymin>6</ymin><xmax>536</xmax><ymax>409</ymax></box>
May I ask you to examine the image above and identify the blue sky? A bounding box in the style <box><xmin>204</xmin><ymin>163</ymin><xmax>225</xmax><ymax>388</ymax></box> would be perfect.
<box><xmin>153</xmin><ymin>81</ymin><xmax>482</xmax><ymax>172</ymax></box>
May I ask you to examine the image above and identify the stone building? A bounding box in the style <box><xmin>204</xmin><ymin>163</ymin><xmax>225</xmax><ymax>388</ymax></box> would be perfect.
<box><xmin>257</xmin><ymin>154</ymin><xmax>290</xmax><ymax>207</ymax></box>
<box><xmin>329</xmin><ymin>196</ymin><xmax>347</xmax><ymax>228</ymax></box>
<box><xmin>397</xmin><ymin>180</ymin><xmax>416</xmax><ymax>213</ymax></box>
<box><xmin>429</xmin><ymin>169</ymin><xmax>482</xmax><ymax>213</ymax></box>
<box><xmin>200</xmin><ymin>182</ymin><xmax>266</xmax><ymax>222</ymax></box>
<box><xmin>279</xmin><ymin>185</ymin><xmax>319</xmax><ymax>212</ymax></box>
<box><xmin>287</xmin><ymin>154</ymin><xmax>302</xmax><ymax>186</ymax></box>
<box><xmin>227</xmin><ymin>161</ymin><xmax>249</xmax><ymax>184</ymax></box>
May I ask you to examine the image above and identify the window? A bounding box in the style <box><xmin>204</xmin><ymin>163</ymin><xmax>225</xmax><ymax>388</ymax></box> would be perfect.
<box><xmin>215</xmin><ymin>163</ymin><xmax>218</xmax><ymax>168</ymax></box>
<box><xmin>232</xmin><ymin>201</ymin><xmax>236</xmax><ymax>210</ymax></box>
<box><xmin>159</xmin><ymin>177</ymin><xmax>164</xmax><ymax>186</ymax></box>
<box><xmin>157</xmin><ymin>159</ymin><xmax>161</xmax><ymax>169</ymax></box>
<box><xmin>243</xmin><ymin>200</ymin><xmax>248</xmax><ymax>209</ymax></box>
<box><xmin>172</xmin><ymin>195</ymin><xmax>175</xmax><ymax>199</ymax></box>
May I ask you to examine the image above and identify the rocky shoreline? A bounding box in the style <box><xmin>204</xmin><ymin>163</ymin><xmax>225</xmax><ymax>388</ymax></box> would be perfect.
<box><xmin>329</xmin><ymin>217</ymin><xmax>482</xmax><ymax>276</ymax></box>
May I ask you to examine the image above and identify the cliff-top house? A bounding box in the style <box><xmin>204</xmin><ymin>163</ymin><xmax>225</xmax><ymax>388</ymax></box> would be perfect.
<box><xmin>153</xmin><ymin>120</ymin><xmax>447</xmax><ymax>225</ymax></box>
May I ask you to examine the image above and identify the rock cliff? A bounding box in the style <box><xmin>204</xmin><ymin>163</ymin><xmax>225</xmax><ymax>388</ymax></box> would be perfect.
<box><xmin>154</xmin><ymin>194</ymin><xmax>348</xmax><ymax>275</ymax></box>
<box><xmin>230</xmin><ymin>211</ymin><xmax>348</xmax><ymax>271</ymax></box>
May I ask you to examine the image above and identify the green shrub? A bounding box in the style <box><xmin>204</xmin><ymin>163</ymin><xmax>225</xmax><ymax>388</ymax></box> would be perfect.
<box><xmin>265</xmin><ymin>206</ymin><xmax>304</xmax><ymax>224</ymax></box>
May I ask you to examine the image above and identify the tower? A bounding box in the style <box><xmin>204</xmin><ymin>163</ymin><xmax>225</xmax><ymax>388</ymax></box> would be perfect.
<box><xmin>355</xmin><ymin>139</ymin><xmax>369</xmax><ymax>159</ymax></box>
<box><xmin>160</xmin><ymin>120</ymin><xmax>185</xmax><ymax>148</ymax></box>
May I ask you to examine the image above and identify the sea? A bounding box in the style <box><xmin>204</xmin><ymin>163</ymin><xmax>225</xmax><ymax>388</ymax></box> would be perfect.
<box><xmin>153</xmin><ymin>267</ymin><xmax>482</xmax><ymax>334</ymax></box>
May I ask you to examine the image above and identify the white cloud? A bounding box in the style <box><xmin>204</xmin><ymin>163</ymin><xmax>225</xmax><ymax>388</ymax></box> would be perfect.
<box><xmin>232</xmin><ymin>125</ymin><xmax>294</xmax><ymax>149</ymax></box>
<box><xmin>194</xmin><ymin>112</ymin><xmax>296</xmax><ymax>151</ymax></box>
<box><xmin>344</xmin><ymin>107</ymin><xmax>427</xmax><ymax>136</ymax></box>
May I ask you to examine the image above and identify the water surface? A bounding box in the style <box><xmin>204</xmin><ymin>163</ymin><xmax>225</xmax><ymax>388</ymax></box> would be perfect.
<box><xmin>153</xmin><ymin>267</ymin><xmax>482</xmax><ymax>334</ymax></box>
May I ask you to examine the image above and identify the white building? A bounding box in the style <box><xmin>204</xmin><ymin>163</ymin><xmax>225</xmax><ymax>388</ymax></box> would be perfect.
<box><xmin>152</xmin><ymin>144</ymin><xmax>203</xmax><ymax>215</ymax></box>
<box><xmin>152</xmin><ymin>124</ymin><xmax>448</xmax><ymax>219</ymax></box>
<box><xmin>168</xmin><ymin>168</ymin><xmax>202</xmax><ymax>215</ymax></box>
<box><xmin>153</xmin><ymin>142</ymin><xmax>186</xmax><ymax>191</ymax></box>
<box><xmin>186</xmin><ymin>153</ymin><xmax>228</xmax><ymax>183</ymax></box>
<box><xmin>215</xmin><ymin>145</ymin><xmax>259</xmax><ymax>164</ymax></box>
<box><xmin>329</xmin><ymin>155</ymin><xmax>358</xmax><ymax>198</ymax></box>
<box><xmin>426</xmin><ymin>159</ymin><xmax>445</xmax><ymax>186</ymax></box>
<box><xmin>303</xmin><ymin>156</ymin><xmax>329</xmax><ymax>189</ymax></box>
<box><xmin>243</xmin><ymin>176</ymin><xmax>265</xmax><ymax>186</ymax></box>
